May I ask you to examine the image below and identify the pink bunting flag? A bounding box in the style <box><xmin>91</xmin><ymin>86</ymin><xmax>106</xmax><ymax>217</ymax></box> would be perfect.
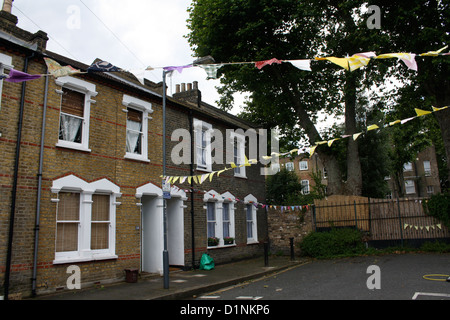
<box><xmin>255</xmin><ymin>58</ymin><xmax>282</xmax><ymax>70</ymax></box>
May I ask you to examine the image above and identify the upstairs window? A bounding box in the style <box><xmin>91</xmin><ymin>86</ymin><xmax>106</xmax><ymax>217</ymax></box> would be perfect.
<box><xmin>122</xmin><ymin>95</ymin><xmax>153</xmax><ymax>162</ymax></box>
<box><xmin>423</xmin><ymin>161</ymin><xmax>431</xmax><ymax>176</ymax></box>
<box><xmin>59</xmin><ymin>88</ymin><xmax>84</xmax><ymax>144</ymax></box>
<box><xmin>194</xmin><ymin>119</ymin><xmax>212</xmax><ymax>171</ymax></box>
<box><xmin>233</xmin><ymin>133</ymin><xmax>246</xmax><ymax>178</ymax></box>
<box><xmin>126</xmin><ymin>108</ymin><xmax>143</xmax><ymax>155</ymax></box>
<box><xmin>55</xmin><ymin>76</ymin><xmax>97</xmax><ymax>152</ymax></box>
<box><xmin>299</xmin><ymin>160</ymin><xmax>308</xmax><ymax>171</ymax></box>
<box><xmin>285</xmin><ymin>162</ymin><xmax>294</xmax><ymax>171</ymax></box>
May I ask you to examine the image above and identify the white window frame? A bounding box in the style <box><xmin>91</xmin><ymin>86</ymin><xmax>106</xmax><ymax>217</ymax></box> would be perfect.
<box><xmin>221</xmin><ymin>191</ymin><xmax>236</xmax><ymax>245</ymax></box>
<box><xmin>404</xmin><ymin>180</ymin><xmax>416</xmax><ymax>194</ymax></box>
<box><xmin>299</xmin><ymin>160</ymin><xmax>308</xmax><ymax>171</ymax></box>
<box><xmin>122</xmin><ymin>94</ymin><xmax>153</xmax><ymax>162</ymax></box>
<box><xmin>0</xmin><ymin>53</ymin><xmax>13</xmax><ymax>113</ymax></box>
<box><xmin>231</xmin><ymin>131</ymin><xmax>246</xmax><ymax>178</ymax></box>
<box><xmin>244</xmin><ymin>194</ymin><xmax>258</xmax><ymax>244</ymax></box>
<box><xmin>204</xmin><ymin>190</ymin><xmax>236</xmax><ymax>248</ymax></box>
<box><xmin>403</xmin><ymin>162</ymin><xmax>413</xmax><ymax>172</ymax></box>
<box><xmin>285</xmin><ymin>162</ymin><xmax>294</xmax><ymax>171</ymax></box>
<box><xmin>194</xmin><ymin>119</ymin><xmax>213</xmax><ymax>172</ymax></box>
<box><xmin>51</xmin><ymin>175</ymin><xmax>121</xmax><ymax>264</ymax></box>
<box><xmin>55</xmin><ymin>76</ymin><xmax>98</xmax><ymax>152</ymax></box>
<box><xmin>423</xmin><ymin>161</ymin><xmax>431</xmax><ymax>176</ymax></box>
<box><xmin>301</xmin><ymin>180</ymin><xmax>310</xmax><ymax>195</ymax></box>
<box><xmin>426</xmin><ymin>185</ymin><xmax>434</xmax><ymax>194</ymax></box>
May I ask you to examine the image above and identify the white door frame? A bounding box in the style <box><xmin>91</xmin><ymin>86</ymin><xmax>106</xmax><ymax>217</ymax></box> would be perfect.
<box><xmin>136</xmin><ymin>183</ymin><xmax>186</xmax><ymax>274</ymax></box>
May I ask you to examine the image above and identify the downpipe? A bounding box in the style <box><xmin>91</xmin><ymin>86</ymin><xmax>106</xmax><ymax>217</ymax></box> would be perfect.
<box><xmin>31</xmin><ymin>69</ymin><xmax>49</xmax><ymax>297</ymax></box>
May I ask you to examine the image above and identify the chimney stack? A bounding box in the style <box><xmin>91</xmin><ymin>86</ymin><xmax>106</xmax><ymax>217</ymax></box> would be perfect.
<box><xmin>2</xmin><ymin>0</ymin><xmax>13</xmax><ymax>13</ymax></box>
<box><xmin>172</xmin><ymin>82</ymin><xmax>202</xmax><ymax>105</ymax></box>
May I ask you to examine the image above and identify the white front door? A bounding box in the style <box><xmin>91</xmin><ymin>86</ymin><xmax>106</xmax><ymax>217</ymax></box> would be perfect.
<box><xmin>141</xmin><ymin>195</ymin><xmax>163</xmax><ymax>275</ymax></box>
<box><xmin>167</xmin><ymin>197</ymin><xmax>184</xmax><ymax>267</ymax></box>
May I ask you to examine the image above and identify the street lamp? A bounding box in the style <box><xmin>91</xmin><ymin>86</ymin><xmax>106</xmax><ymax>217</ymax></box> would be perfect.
<box><xmin>161</xmin><ymin>56</ymin><xmax>214</xmax><ymax>289</ymax></box>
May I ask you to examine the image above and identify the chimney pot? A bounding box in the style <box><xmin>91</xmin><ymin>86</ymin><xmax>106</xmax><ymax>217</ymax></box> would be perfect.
<box><xmin>187</xmin><ymin>83</ymin><xmax>192</xmax><ymax>91</ymax></box>
<box><xmin>181</xmin><ymin>83</ymin><xmax>186</xmax><ymax>92</ymax></box>
<box><xmin>2</xmin><ymin>0</ymin><xmax>14</xmax><ymax>13</ymax></box>
<box><xmin>176</xmin><ymin>84</ymin><xmax>180</xmax><ymax>93</ymax></box>
<box><xmin>193</xmin><ymin>81</ymin><xmax>198</xmax><ymax>90</ymax></box>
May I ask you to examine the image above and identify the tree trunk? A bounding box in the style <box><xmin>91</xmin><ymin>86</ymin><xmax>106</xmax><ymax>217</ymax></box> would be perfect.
<box><xmin>343</xmin><ymin>71</ymin><xmax>363</xmax><ymax>195</ymax></box>
<box><xmin>434</xmin><ymin>101</ymin><xmax>450</xmax><ymax>188</ymax></box>
<box><xmin>271</xmin><ymin>67</ymin><xmax>344</xmax><ymax>194</ymax></box>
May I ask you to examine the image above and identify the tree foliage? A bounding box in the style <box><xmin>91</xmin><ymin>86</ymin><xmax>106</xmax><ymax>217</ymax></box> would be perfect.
<box><xmin>187</xmin><ymin>0</ymin><xmax>450</xmax><ymax>195</ymax></box>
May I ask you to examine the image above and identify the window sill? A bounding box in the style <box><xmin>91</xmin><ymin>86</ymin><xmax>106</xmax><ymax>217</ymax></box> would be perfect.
<box><xmin>246</xmin><ymin>239</ymin><xmax>259</xmax><ymax>245</ymax></box>
<box><xmin>53</xmin><ymin>254</ymin><xmax>118</xmax><ymax>265</ymax></box>
<box><xmin>196</xmin><ymin>167</ymin><xmax>213</xmax><ymax>173</ymax></box>
<box><xmin>207</xmin><ymin>244</ymin><xmax>236</xmax><ymax>250</ymax></box>
<box><xmin>56</xmin><ymin>141</ymin><xmax>91</xmax><ymax>153</ymax></box>
<box><xmin>124</xmin><ymin>153</ymin><xmax>150</xmax><ymax>163</ymax></box>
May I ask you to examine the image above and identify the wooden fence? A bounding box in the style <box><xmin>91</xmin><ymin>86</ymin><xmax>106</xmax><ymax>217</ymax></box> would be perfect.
<box><xmin>312</xmin><ymin>195</ymin><xmax>450</xmax><ymax>247</ymax></box>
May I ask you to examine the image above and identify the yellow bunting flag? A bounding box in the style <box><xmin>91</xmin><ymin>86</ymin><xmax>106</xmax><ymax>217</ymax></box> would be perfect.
<box><xmin>328</xmin><ymin>138</ymin><xmax>339</xmax><ymax>147</ymax></box>
<box><xmin>347</xmin><ymin>52</ymin><xmax>376</xmax><ymax>71</ymax></box>
<box><xmin>420</xmin><ymin>45</ymin><xmax>448</xmax><ymax>56</ymax></box>
<box><xmin>315</xmin><ymin>57</ymin><xmax>349</xmax><ymax>70</ymax></box>
<box><xmin>415</xmin><ymin>108</ymin><xmax>432</xmax><ymax>117</ymax></box>
<box><xmin>432</xmin><ymin>106</ymin><xmax>448</xmax><ymax>112</ymax></box>
<box><xmin>389</xmin><ymin>120</ymin><xmax>401</xmax><ymax>126</ymax></box>
<box><xmin>353</xmin><ymin>132</ymin><xmax>363</xmax><ymax>141</ymax></box>
<box><xmin>309</xmin><ymin>145</ymin><xmax>318</xmax><ymax>157</ymax></box>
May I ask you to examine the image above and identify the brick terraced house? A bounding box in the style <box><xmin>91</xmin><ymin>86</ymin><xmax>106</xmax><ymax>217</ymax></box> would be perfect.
<box><xmin>0</xmin><ymin>7</ymin><xmax>266</xmax><ymax>299</ymax></box>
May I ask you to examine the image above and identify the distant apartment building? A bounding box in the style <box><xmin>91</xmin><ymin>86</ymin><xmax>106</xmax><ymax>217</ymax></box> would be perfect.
<box><xmin>278</xmin><ymin>153</ymin><xmax>328</xmax><ymax>196</ymax></box>
<box><xmin>276</xmin><ymin>144</ymin><xmax>440</xmax><ymax>199</ymax></box>
<box><xmin>386</xmin><ymin>145</ymin><xmax>441</xmax><ymax>198</ymax></box>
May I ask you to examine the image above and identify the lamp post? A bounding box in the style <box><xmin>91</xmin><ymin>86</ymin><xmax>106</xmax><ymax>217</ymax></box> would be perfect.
<box><xmin>161</xmin><ymin>56</ymin><xmax>215</xmax><ymax>289</ymax></box>
<box><xmin>162</xmin><ymin>69</ymin><xmax>169</xmax><ymax>289</ymax></box>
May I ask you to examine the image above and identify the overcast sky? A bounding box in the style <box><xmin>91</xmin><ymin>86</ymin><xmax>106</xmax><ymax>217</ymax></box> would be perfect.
<box><xmin>11</xmin><ymin>0</ymin><xmax>231</xmax><ymax>109</ymax></box>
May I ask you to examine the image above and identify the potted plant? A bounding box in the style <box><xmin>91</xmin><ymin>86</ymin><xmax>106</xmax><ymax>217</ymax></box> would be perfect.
<box><xmin>224</xmin><ymin>237</ymin><xmax>234</xmax><ymax>245</ymax></box>
<box><xmin>208</xmin><ymin>237</ymin><xmax>219</xmax><ymax>246</ymax></box>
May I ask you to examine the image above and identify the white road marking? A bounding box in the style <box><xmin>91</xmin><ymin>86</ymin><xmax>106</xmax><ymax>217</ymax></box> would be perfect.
<box><xmin>235</xmin><ymin>296</ymin><xmax>263</xmax><ymax>300</ymax></box>
<box><xmin>412</xmin><ymin>292</ymin><xmax>450</xmax><ymax>300</ymax></box>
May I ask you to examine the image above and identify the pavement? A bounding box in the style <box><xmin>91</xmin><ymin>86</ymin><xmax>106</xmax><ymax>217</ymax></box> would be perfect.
<box><xmin>29</xmin><ymin>255</ymin><xmax>308</xmax><ymax>300</ymax></box>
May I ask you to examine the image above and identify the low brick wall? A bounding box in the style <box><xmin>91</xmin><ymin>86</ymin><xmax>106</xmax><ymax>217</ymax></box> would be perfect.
<box><xmin>267</xmin><ymin>207</ymin><xmax>313</xmax><ymax>256</ymax></box>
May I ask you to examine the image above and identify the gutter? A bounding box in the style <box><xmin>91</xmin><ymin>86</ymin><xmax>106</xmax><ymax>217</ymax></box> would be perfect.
<box><xmin>4</xmin><ymin>52</ymin><xmax>34</xmax><ymax>300</ymax></box>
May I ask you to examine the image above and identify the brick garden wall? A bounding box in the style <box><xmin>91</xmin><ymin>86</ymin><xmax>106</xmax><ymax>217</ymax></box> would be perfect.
<box><xmin>267</xmin><ymin>207</ymin><xmax>313</xmax><ymax>256</ymax></box>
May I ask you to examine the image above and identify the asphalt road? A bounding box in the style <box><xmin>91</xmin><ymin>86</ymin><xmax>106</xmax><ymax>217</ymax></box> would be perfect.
<box><xmin>197</xmin><ymin>253</ymin><xmax>450</xmax><ymax>300</ymax></box>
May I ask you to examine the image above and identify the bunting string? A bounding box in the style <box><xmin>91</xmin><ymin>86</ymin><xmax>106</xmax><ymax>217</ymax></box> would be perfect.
<box><xmin>161</xmin><ymin>105</ymin><xmax>448</xmax><ymax>186</ymax></box>
<box><xmin>1</xmin><ymin>46</ymin><xmax>448</xmax><ymax>83</ymax></box>
<box><xmin>2</xmin><ymin>46</ymin><xmax>448</xmax><ymax>212</ymax></box>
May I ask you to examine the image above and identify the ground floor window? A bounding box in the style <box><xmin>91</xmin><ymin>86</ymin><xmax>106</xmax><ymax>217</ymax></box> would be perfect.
<box><xmin>204</xmin><ymin>190</ymin><xmax>236</xmax><ymax>247</ymax></box>
<box><xmin>51</xmin><ymin>175</ymin><xmax>121</xmax><ymax>264</ymax></box>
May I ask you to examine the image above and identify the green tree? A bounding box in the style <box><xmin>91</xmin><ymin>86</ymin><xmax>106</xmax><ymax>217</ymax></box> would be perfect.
<box><xmin>368</xmin><ymin>0</ymin><xmax>450</xmax><ymax>186</ymax></box>
<box><xmin>187</xmin><ymin>0</ymin><xmax>391</xmax><ymax>196</ymax></box>
<box><xmin>266</xmin><ymin>168</ymin><xmax>303</xmax><ymax>205</ymax></box>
